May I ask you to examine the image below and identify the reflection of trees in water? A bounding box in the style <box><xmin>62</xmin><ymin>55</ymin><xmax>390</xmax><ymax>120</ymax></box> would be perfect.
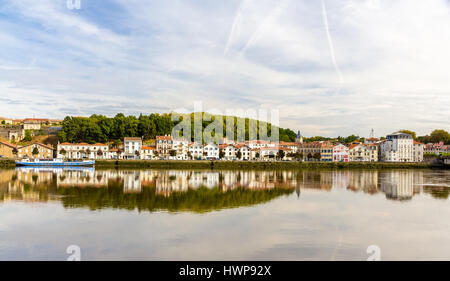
<box><xmin>423</xmin><ymin>186</ymin><xmax>450</xmax><ymax>199</ymax></box>
<box><xmin>57</xmin><ymin>183</ymin><xmax>294</xmax><ymax>213</ymax></box>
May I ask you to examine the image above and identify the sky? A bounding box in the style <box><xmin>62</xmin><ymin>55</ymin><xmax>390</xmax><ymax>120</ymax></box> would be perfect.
<box><xmin>0</xmin><ymin>0</ymin><xmax>449</xmax><ymax>137</ymax></box>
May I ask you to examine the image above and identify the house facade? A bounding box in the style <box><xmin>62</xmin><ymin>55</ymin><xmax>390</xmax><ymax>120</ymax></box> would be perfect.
<box><xmin>204</xmin><ymin>143</ymin><xmax>219</xmax><ymax>159</ymax></box>
<box><xmin>17</xmin><ymin>143</ymin><xmax>54</xmax><ymax>159</ymax></box>
<box><xmin>333</xmin><ymin>144</ymin><xmax>349</xmax><ymax>162</ymax></box>
<box><xmin>188</xmin><ymin>143</ymin><xmax>204</xmax><ymax>159</ymax></box>
<box><xmin>156</xmin><ymin>135</ymin><xmax>173</xmax><ymax>159</ymax></box>
<box><xmin>236</xmin><ymin>144</ymin><xmax>251</xmax><ymax>160</ymax></box>
<box><xmin>124</xmin><ymin>137</ymin><xmax>142</xmax><ymax>159</ymax></box>
<box><xmin>172</xmin><ymin>139</ymin><xmax>189</xmax><ymax>160</ymax></box>
<box><xmin>57</xmin><ymin>142</ymin><xmax>109</xmax><ymax>159</ymax></box>
<box><xmin>0</xmin><ymin>141</ymin><xmax>17</xmax><ymax>158</ymax></box>
<box><xmin>299</xmin><ymin>141</ymin><xmax>333</xmax><ymax>162</ymax></box>
<box><xmin>413</xmin><ymin>141</ymin><xmax>425</xmax><ymax>162</ymax></box>
<box><xmin>348</xmin><ymin>143</ymin><xmax>377</xmax><ymax>162</ymax></box>
<box><xmin>220</xmin><ymin>144</ymin><xmax>236</xmax><ymax>160</ymax></box>
<box><xmin>142</xmin><ymin>146</ymin><xmax>156</xmax><ymax>160</ymax></box>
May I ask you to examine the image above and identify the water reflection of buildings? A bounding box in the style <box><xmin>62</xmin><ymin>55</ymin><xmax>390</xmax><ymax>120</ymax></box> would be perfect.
<box><xmin>0</xmin><ymin>168</ymin><xmax>446</xmax><ymax>203</ymax></box>
<box><xmin>379</xmin><ymin>171</ymin><xmax>423</xmax><ymax>201</ymax></box>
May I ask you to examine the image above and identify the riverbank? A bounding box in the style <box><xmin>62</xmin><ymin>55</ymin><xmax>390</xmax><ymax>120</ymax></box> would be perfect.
<box><xmin>94</xmin><ymin>160</ymin><xmax>447</xmax><ymax>170</ymax></box>
<box><xmin>0</xmin><ymin>159</ymin><xmax>15</xmax><ymax>168</ymax></box>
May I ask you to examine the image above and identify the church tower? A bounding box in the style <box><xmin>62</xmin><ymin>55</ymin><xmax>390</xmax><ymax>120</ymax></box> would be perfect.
<box><xmin>295</xmin><ymin>130</ymin><xmax>303</xmax><ymax>144</ymax></box>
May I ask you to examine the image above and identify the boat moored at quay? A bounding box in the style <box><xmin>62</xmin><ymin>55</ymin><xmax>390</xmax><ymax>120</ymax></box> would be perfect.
<box><xmin>15</xmin><ymin>158</ymin><xmax>95</xmax><ymax>167</ymax></box>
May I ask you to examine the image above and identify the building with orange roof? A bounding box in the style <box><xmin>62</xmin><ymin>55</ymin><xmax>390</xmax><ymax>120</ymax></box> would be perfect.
<box><xmin>298</xmin><ymin>141</ymin><xmax>333</xmax><ymax>162</ymax></box>
<box><xmin>142</xmin><ymin>145</ymin><xmax>157</xmax><ymax>160</ymax></box>
<box><xmin>155</xmin><ymin>135</ymin><xmax>173</xmax><ymax>159</ymax></box>
<box><xmin>0</xmin><ymin>140</ymin><xmax>17</xmax><ymax>158</ymax></box>
<box><xmin>348</xmin><ymin>143</ymin><xmax>377</xmax><ymax>162</ymax></box>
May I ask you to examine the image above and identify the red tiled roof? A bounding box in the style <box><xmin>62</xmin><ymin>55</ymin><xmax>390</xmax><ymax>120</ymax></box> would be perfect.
<box><xmin>348</xmin><ymin>143</ymin><xmax>361</xmax><ymax>150</ymax></box>
<box><xmin>156</xmin><ymin>136</ymin><xmax>172</xmax><ymax>140</ymax></box>
<box><xmin>142</xmin><ymin>146</ymin><xmax>155</xmax><ymax>150</ymax></box>
<box><xmin>18</xmin><ymin>142</ymin><xmax>54</xmax><ymax>150</ymax></box>
<box><xmin>93</xmin><ymin>143</ymin><xmax>107</xmax><ymax>146</ymax></box>
<box><xmin>124</xmin><ymin>137</ymin><xmax>142</xmax><ymax>141</ymax></box>
<box><xmin>0</xmin><ymin>140</ymin><xmax>17</xmax><ymax>149</ymax></box>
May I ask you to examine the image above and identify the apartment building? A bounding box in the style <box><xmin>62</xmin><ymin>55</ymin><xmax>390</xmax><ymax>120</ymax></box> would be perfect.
<box><xmin>156</xmin><ymin>135</ymin><xmax>173</xmax><ymax>159</ymax></box>
<box><xmin>381</xmin><ymin>132</ymin><xmax>414</xmax><ymax>162</ymax></box>
<box><xmin>124</xmin><ymin>137</ymin><xmax>142</xmax><ymax>159</ymax></box>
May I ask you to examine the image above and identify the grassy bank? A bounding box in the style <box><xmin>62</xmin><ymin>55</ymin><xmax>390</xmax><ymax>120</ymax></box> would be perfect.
<box><xmin>94</xmin><ymin>160</ymin><xmax>445</xmax><ymax>170</ymax></box>
<box><xmin>0</xmin><ymin>159</ymin><xmax>15</xmax><ymax>168</ymax></box>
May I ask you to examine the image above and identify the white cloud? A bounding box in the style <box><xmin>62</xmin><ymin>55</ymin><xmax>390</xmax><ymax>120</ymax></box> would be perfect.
<box><xmin>0</xmin><ymin>0</ymin><xmax>449</xmax><ymax>137</ymax></box>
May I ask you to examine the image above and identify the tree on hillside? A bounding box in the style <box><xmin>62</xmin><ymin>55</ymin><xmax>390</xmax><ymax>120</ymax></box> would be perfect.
<box><xmin>430</xmin><ymin>129</ymin><xmax>450</xmax><ymax>144</ymax></box>
<box><xmin>57</xmin><ymin>113</ymin><xmax>298</xmax><ymax>144</ymax></box>
<box><xmin>399</xmin><ymin>130</ymin><xmax>417</xmax><ymax>139</ymax></box>
<box><xmin>418</xmin><ymin>129</ymin><xmax>450</xmax><ymax>144</ymax></box>
<box><xmin>24</xmin><ymin>130</ymin><xmax>32</xmax><ymax>142</ymax></box>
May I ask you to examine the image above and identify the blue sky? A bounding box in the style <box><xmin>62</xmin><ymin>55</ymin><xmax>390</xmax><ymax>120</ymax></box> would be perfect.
<box><xmin>0</xmin><ymin>0</ymin><xmax>449</xmax><ymax>137</ymax></box>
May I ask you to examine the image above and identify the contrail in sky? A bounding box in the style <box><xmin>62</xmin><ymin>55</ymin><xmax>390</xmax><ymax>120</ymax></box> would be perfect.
<box><xmin>321</xmin><ymin>0</ymin><xmax>344</xmax><ymax>86</ymax></box>
<box><xmin>240</xmin><ymin>0</ymin><xmax>289</xmax><ymax>55</ymax></box>
<box><xmin>224</xmin><ymin>0</ymin><xmax>248</xmax><ymax>55</ymax></box>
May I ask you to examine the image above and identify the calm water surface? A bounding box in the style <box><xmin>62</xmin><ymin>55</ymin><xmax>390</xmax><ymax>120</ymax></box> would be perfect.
<box><xmin>0</xmin><ymin>167</ymin><xmax>449</xmax><ymax>260</ymax></box>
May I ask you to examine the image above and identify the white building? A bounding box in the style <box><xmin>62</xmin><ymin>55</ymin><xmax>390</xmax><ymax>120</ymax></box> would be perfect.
<box><xmin>204</xmin><ymin>143</ymin><xmax>219</xmax><ymax>159</ymax></box>
<box><xmin>381</xmin><ymin>132</ymin><xmax>414</xmax><ymax>162</ymax></box>
<box><xmin>348</xmin><ymin>143</ymin><xmax>377</xmax><ymax>162</ymax></box>
<box><xmin>124</xmin><ymin>137</ymin><xmax>142</xmax><ymax>159</ymax></box>
<box><xmin>220</xmin><ymin>144</ymin><xmax>236</xmax><ymax>160</ymax></box>
<box><xmin>57</xmin><ymin>142</ymin><xmax>109</xmax><ymax>159</ymax></box>
<box><xmin>141</xmin><ymin>146</ymin><xmax>156</xmax><ymax>160</ymax></box>
<box><xmin>413</xmin><ymin>141</ymin><xmax>425</xmax><ymax>162</ymax></box>
<box><xmin>172</xmin><ymin>139</ymin><xmax>189</xmax><ymax>160</ymax></box>
<box><xmin>333</xmin><ymin>144</ymin><xmax>349</xmax><ymax>162</ymax></box>
<box><xmin>188</xmin><ymin>143</ymin><xmax>204</xmax><ymax>159</ymax></box>
<box><xmin>236</xmin><ymin>144</ymin><xmax>251</xmax><ymax>160</ymax></box>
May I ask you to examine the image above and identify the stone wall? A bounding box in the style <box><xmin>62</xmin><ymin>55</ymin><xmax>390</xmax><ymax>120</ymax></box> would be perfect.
<box><xmin>0</xmin><ymin>125</ymin><xmax>24</xmax><ymax>141</ymax></box>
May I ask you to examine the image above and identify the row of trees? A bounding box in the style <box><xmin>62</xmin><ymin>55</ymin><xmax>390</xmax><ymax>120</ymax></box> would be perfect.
<box><xmin>398</xmin><ymin>129</ymin><xmax>450</xmax><ymax>144</ymax></box>
<box><xmin>57</xmin><ymin>113</ymin><xmax>297</xmax><ymax>144</ymax></box>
